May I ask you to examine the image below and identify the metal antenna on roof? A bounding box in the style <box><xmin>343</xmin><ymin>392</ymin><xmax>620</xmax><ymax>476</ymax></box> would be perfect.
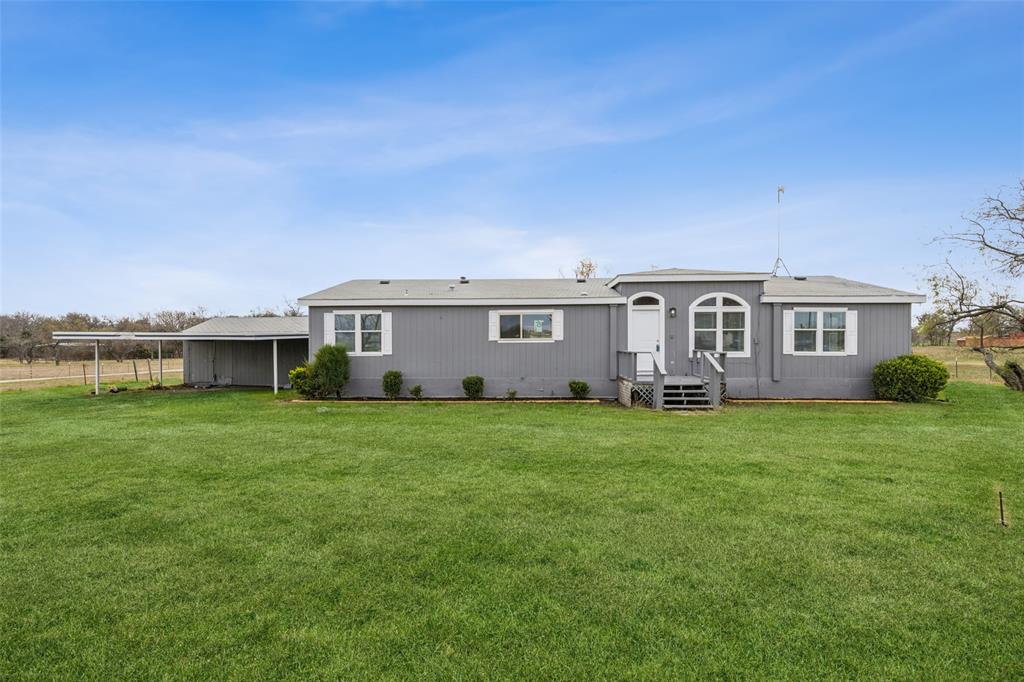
<box><xmin>771</xmin><ymin>184</ymin><xmax>792</xmax><ymax>277</ymax></box>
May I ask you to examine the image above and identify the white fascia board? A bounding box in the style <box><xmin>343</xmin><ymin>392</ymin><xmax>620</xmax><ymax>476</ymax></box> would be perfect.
<box><xmin>606</xmin><ymin>273</ymin><xmax>771</xmax><ymax>288</ymax></box>
<box><xmin>175</xmin><ymin>334</ymin><xmax>309</xmax><ymax>341</ymax></box>
<box><xmin>53</xmin><ymin>331</ymin><xmax>308</xmax><ymax>341</ymax></box>
<box><xmin>760</xmin><ymin>295</ymin><xmax>926</xmax><ymax>304</ymax></box>
<box><xmin>298</xmin><ymin>297</ymin><xmax>626</xmax><ymax>307</ymax></box>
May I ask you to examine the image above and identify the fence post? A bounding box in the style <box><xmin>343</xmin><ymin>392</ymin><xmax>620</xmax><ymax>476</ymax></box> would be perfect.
<box><xmin>147</xmin><ymin>358</ymin><xmax>153</xmax><ymax>382</ymax></box>
<box><xmin>82</xmin><ymin>364</ymin><xmax>87</xmax><ymax>385</ymax></box>
<box><xmin>133</xmin><ymin>360</ymin><xmax>139</xmax><ymax>382</ymax></box>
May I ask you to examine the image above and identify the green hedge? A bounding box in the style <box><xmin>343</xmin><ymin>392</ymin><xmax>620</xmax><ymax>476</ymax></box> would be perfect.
<box><xmin>382</xmin><ymin>370</ymin><xmax>403</xmax><ymax>399</ymax></box>
<box><xmin>462</xmin><ymin>375</ymin><xmax>484</xmax><ymax>400</ymax></box>
<box><xmin>872</xmin><ymin>354</ymin><xmax>949</xmax><ymax>402</ymax></box>
<box><xmin>568</xmin><ymin>380</ymin><xmax>591</xmax><ymax>399</ymax></box>
<box><xmin>291</xmin><ymin>345</ymin><xmax>350</xmax><ymax>399</ymax></box>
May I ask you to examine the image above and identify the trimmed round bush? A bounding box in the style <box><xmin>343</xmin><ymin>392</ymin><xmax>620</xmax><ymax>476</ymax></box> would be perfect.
<box><xmin>462</xmin><ymin>375</ymin><xmax>484</xmax><ymax>400</ymax></box>
<box><xmin>310</xmin><ymin>344</ymin><xmax>350</xmax><ymax>399</ymax></box>
<box><xmin>409</xmin><ymin>384</ymin><xmax>423</xmax><ymax>400</ymax></box>
<box><xmin>568</xmin><ymin>380</ymin><xmax>591</xmax><ymax>399</ymax></box>
<box><xmin>872</xmin><ymin>354</ymin><xmax>949</xmax><ymax>402</ymax></box>
<box><xmin>382</xmin><ymin>370</ymin><xmax>403</xmax><ymax>399</ymax></box>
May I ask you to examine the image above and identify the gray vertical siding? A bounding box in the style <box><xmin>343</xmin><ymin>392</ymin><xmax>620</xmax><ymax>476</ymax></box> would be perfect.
<box><xmin>615</xmin><ymin>281</ymin><xmax>912</xmax><ymax>398</ymax></box>
<box><xmin>293</xmin><ymin>281</ymin><xmax>912</xmax><ymax>400</ymax></box>
<box><xmin>309</xmin><ymin>304</ymin><xmax>616</xmax><ymax>397</ymax></box>
<box><xmin>184</xmin><ymin>339</ymin><xmax>307</xmax><ymax>387</ymax></box>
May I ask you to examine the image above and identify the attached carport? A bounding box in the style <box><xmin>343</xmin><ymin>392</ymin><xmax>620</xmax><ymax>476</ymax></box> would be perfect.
<box><xmin>52</xmin><ymin>316</ymin><xmax>308</xmax><ymax>395</ymax></box>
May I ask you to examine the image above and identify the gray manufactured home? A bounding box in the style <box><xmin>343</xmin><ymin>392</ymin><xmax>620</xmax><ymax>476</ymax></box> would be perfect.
<box><xmin>239</xmin><ymin>268</ymin><xmax>925</xmax><ymax>408</ymax></box>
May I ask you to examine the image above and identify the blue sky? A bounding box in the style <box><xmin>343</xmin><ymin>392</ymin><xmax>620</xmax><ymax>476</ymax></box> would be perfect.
<box><xmin>2</xmin><ymin>1</ymin><xmax>1022</xmax><ymax>316</ymax></box>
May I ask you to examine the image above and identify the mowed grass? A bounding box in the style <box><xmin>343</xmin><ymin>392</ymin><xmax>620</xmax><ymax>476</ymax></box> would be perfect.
<box><xmin>1</xmin><ymin>384</ymin><xmax>1022</xmax><ymax>679</ymax></box>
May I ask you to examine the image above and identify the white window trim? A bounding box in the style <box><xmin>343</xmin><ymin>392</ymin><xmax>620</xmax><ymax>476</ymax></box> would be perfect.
<box><xmin>492</xmin><ymin>309</ymin><xmax>560</xmax><ymax>343</ymax></box>
<box><xmin>791</xmin><ymin>307</ymin><xmax>849</xmax><ymax>356</ymax></box>
<box><xmin>688</xmin><ymin>292</ymin><xmax>752</xmax><ymax>359</ymax></box>
<box><xmin>330</xmin><ymin>310</ymin><xmax>386</xmax><ymax>356</ymax></box>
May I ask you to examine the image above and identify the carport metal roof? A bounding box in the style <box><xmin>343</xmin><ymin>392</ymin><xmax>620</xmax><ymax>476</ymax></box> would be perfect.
<box><xmin>52</xmin><ymin>316</ymin><xmax>309</xmax><ymax>343</ymax></box>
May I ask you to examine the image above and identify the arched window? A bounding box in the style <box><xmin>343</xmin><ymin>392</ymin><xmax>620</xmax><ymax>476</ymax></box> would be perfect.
<box><xmin>631</xmin><ymin>295</ymin><xmax>661</xmax><ymax>306</ymax></box>
<box><xmin>689</xmin><ymin>293</ymin><xmax>751</xmax><ymax>358</ymax></box>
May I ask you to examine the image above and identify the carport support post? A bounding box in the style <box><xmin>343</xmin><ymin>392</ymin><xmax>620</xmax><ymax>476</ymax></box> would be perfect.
<box><xmin>272</xmin><ymin>339</ymin><xmax>278</xmax><ymax>395</ymax></box>
<box><xmin>157</xmin><ymin>340</ymin><xmax>163</xmax><ymax>385</ymax></box>
<box><xmin>94</xmin><ymin>340</ymin><xmax>100</xmax><ymax>395</ymax></box>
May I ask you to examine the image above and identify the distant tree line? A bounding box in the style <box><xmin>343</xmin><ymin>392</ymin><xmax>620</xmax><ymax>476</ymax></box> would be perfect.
<box><xmin>0</xmin><ymin>302</ymin><xmax>302</xmax><ymax>364</ymax></box>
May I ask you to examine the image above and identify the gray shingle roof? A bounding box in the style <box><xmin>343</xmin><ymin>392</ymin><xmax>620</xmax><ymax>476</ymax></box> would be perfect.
<box><xmin>763</xmin><ymin>276</ymin><xmax>924</xmax><ymax>300</ymax></box>
<box><xmin>299</xmin><ymin>278</ymin><xmax>620</xmax><ymax>302</ymax></box>
<box><xmin>619</xmin><ymin>267</ymin><xmax>772</xmax><ymax>277</ymax></box>
<box><xmin>183</xmin><ymin>316</ymin><xmax>309</xmax><ymax>336</ymax></box>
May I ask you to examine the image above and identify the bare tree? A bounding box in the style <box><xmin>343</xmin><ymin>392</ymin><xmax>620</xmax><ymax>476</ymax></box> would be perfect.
<box><xmin>0</xmin><ymin>312</ymin><xmax>48</xmax><ymax>363</ymax></box>
<box><xmin>943</xmin><ymin>179</ymin><xmax>1024</xmax><ymax>277</ymax></box>
<box><xmin>928</xmin><ymin>180</ymin><xmax>1024</xmax><ymax>390</ymax></box>
<box><xmin>573</xmin><ymin>258</ymin><xmax>598</xmax><ymax>280</ymax></box>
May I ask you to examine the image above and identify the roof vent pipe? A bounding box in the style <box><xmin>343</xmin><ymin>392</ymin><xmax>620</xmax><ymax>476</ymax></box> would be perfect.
<box><xmin>379</xmin><ymin>279</ymin><xmax>390</xmax><ymax>284</ymax></box>
<box><xmin>794</xmin><ymin>276</ymin><xmax>807</xmax><ymax>281</ymax></box>
<box><xmin>459</xmin><ymin>276</ymin><xmax>469</xmax><ymax>284</ymax></box>
<box><xmin>576</xmin><ymin>276</ymin><xmax>587</xmax><ymax>283</ymax></box>
<box><xmin>448</xmin><ymin>283</ymin><xmax>456</xmax><ymax>291</ymax></box>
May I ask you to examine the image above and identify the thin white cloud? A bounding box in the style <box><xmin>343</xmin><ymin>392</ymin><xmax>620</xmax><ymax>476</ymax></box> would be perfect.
<box><xmin>0</xmin><ymin>2</ymin><xmax>1002</xmax><ymax>315</ymax></box>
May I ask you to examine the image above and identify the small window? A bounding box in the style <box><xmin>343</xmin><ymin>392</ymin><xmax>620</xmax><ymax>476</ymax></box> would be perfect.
<box><xmin>335</xmin><ymin>314</ymin><xmax>356</xmax><ymax>350</ymax></box>
<box><xmin>794</xmin><ymin>311</ymin><xmax>817</xmax><ymax>353</ymax></box>
<box><xmin>823</xmin><ymin>311</ymin><xmax>846</xmax><ymax>353</ymax></box>
<box><xmin>632</xmin><ymin>296</ymin><xmax>660</xmax><ymax>306</ymax></box>
<box><xmin>499</xmin><ymin>312</ymin><xmax>552</xmax><ymax>341</ymax></box>
<box><xmin>722</xmin><ymin>311</ymin><xmax>746</xmax><ymax>352</ymax></box>
<box><xmin>499</xmin><ymin>315</ymin><xmax>521</xmax><ymax>339</ymax></box>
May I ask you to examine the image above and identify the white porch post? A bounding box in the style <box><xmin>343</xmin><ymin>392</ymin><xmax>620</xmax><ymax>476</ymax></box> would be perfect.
<box><xmin>158</xmin><ymin>340</ymin><xmax>163</xmax><ymax>384</ymax></box>
<box><xmin>272</xmin><ymin>339</ymin><xmax>278</xmax><ymax>395</ymax></box>
<box><xmin>94</xmin><ymin>340</ymin><xmax>100</xmax><ymax>395</ymax></box>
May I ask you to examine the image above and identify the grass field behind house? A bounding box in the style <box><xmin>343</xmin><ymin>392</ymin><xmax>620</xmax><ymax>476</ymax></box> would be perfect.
<box><xmin>914</xmin><ymin>344</ymin><xmax>1024</xmax><ymax>385</ymax></box>
<box><xmin>2</xmin><ymin>382</ymin><xmax>1022</xmax><ymax>679</ymax></box>
<box><xmin>0</xmin><ymin>358</ymin><xmax>184</xmax><ymax>390</ymax></box>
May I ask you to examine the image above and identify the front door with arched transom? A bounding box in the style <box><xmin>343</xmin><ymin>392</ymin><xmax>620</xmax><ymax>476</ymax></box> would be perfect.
<box><xmin>628</xmin><ymin>293</ymin><xmax>665</xmax><ymax>380</ymax></box>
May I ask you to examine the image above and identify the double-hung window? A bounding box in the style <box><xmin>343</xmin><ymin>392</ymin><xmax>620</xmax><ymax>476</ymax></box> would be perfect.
<box><xmin>326</xmin><ymin>310</ymin><xmax>391</xmax><ymax>355</ymax></box>
<box><xmin>689</xmin><ymin>293</ymin><xmax>751</xmax><ymax>357</ymax></box>
<box><xmin>785</xmin><ymin>308</ymin><xmax>857</xmax><ymax>356</ymax></box>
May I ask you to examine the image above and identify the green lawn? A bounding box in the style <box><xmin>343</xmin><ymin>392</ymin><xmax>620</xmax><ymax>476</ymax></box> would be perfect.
<box><xmin>2</xmin><ymin>384</ymin><xmax>1022</xmax><ymax>679</ymax></box>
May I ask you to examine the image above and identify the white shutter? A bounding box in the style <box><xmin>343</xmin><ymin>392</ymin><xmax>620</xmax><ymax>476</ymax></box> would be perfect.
<box><xmin>323</xmin><ymin>312</ymin><xmax>334</xmax><ymax>348</ymax></box>
<box><xmin>782</xmin><ymin>309</ymin><xmax>794</xmax><ymax>355</ymax></box>
<box><xmin>382</xmin><ymin>312</ymin><xmax>393</xmax><ymax>355</ymax></box>
<box><xmin>845</xmin><ymin>310</ymin><xmax>858</xmax><ymax>356</ymax></box>
<box><xmin>488</xmin><ymin>311</ymin><xmax>499</xmax><ymax>341</ymax></box>
<box><xmin>552</xmin><ymin>310</ymin><xmax>564</xmax><ymax>341</ymax></box>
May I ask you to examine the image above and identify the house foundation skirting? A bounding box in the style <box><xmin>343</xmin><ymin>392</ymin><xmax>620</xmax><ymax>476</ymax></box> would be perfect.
<box><xmin>617</xmin><ymin>378</ymin><xmax>633</xmax><ymax>407</ymax></box>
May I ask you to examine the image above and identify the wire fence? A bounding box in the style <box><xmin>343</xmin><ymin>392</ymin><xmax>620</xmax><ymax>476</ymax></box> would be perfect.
<box><xmin>0</xmin><ymin>359</ymin><xmax>184</xmax><ymax>386</ymax></box>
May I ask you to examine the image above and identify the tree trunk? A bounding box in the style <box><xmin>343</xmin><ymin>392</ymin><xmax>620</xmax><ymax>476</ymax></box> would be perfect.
<box><xmin>975</xmin><ymin>348</ymin><xmax>1024</xmax><ymax>391</ymax></box>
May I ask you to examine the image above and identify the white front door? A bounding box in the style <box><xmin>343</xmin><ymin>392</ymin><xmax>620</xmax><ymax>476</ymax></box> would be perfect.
<box><xmin>630</xmin><ymin>307</ymin><xmax>663</xmax><ymax>378</ymax></box>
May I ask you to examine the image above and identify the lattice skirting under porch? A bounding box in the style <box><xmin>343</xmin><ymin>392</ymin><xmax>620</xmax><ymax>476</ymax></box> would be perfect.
<box><xmin>632</xmin><ymin>382</ymin><xmax>654</xmax><ymax>407</ymax></box>
<box><xmin>618</xmin><ymin>378</ymin><xmax>654</xmax><ymax>408</ymax></box>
